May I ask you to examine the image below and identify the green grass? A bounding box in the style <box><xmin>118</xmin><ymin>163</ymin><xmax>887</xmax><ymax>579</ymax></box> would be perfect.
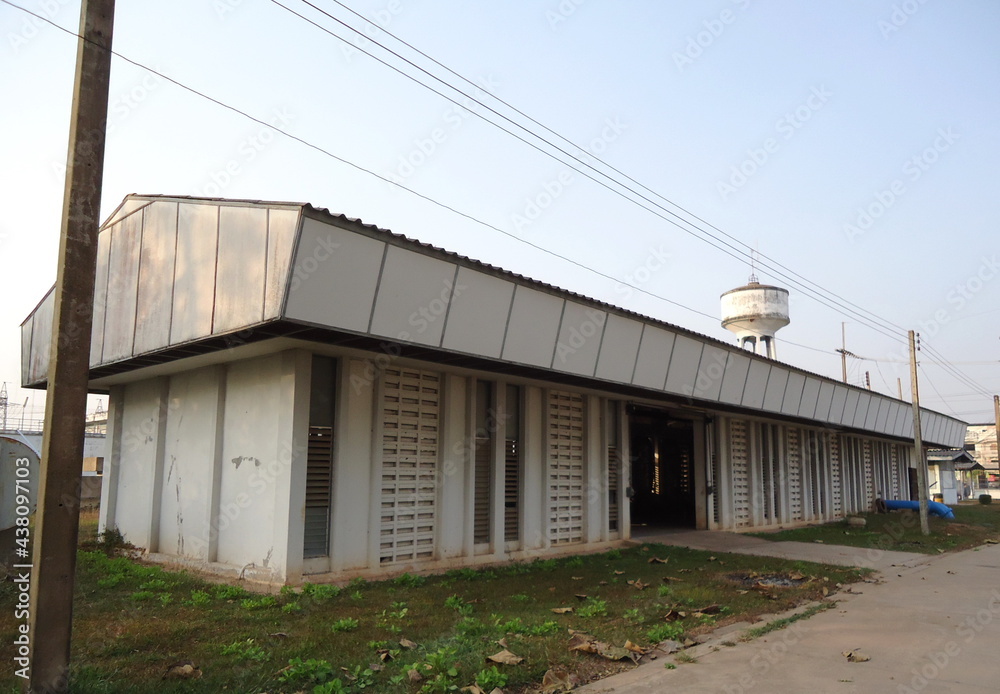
<box><xmin>0</xmin><ymin>512</ymin><xmax>870</xmax><ymax>693</ymax></box>
<box><xmin>741</xmin><ymin>602</ymin><xmax>833</xmax><ymax>640</ymax></box>
<box><xmin>749</xmin><ymin>501</ymin><xmax>1000</xmax><ymax>554</ymax></box>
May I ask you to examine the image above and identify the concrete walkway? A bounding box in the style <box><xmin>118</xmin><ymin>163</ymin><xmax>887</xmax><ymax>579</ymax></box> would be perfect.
<box><xmin>632</xmin><ymin>527</ymin><xmax>931</xmax><ymax>572</ymax></box>
<box><xmin>580</xmin><ymin>539</ymin><xmax>1000</xmax><ymax>693</ymax></box>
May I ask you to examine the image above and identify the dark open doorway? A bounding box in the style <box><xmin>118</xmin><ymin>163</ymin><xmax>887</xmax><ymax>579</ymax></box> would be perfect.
<box><xmin>628</xmin><ymin>407</ymin><xmax>696</xmax><ymax>528</ymax></box>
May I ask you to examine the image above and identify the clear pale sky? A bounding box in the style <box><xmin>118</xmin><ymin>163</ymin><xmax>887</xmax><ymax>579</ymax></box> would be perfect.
<box><xmin>1</xmin><ymin>0</ymin><xmax>997</xmax><ymax>424</ymax></box>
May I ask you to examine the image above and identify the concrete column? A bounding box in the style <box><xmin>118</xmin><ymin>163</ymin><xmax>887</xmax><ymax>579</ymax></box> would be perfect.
<box><xmin>367</xmin><ymin>363</ymin><xmax>386</xmax><ymax>570</ymax></box>
<box><xmin>522</xmin><ymin>386</ymin><xmax>545</xmax><ymax>550</ymax></box>
<box><xmin>207</xmin><ymin>365</ymin><xmax>227</xmax><ymax>563</ymax></box>
<box><xmin>145</xmin><ymin>378</ymin><xmax>170</xmax><ymax>554</ymax></box>
<box><xmin>715</xmin><ymin>417</ymin><xmax>733</xmax><ymax>530</ymax></box>
<box><xmin>332</xmin><ymin>358</ymin><xmax>376</xmax><ymax>572</ymax></box>
<box><xmin>438</xmin><ymin>373</ymin><xmax>467</xmax><ymax>560</ymax></box>
<box><xmin>692</xmin><ymin>416</ymin><xmax>707</xmax><ymax>530</ymax></box>
<box><xmin>584</xmin><ymin>395</ymin><xmax>603</xmax><ymax>544</ymax></box>
<box><xmin>98</xmin><ymin>385</ymin><xmax>124</xmax><ymax>534</ymax></box>
<box><xmin>616</xmin><ymin>401</ymin><xmax>629</xmax><ymax>540</ymax></box>
<box><xmin>273</xmin><ymin>350</ymin><xmax>311</xmax><ymax>584</ymax></box>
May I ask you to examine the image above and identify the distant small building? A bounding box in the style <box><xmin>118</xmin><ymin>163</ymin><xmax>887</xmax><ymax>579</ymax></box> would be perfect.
<box><xmin>965</xmin><ymin>424</ymin><xmax>997</xmax><ymax>481</ymax></box>
<box><xmin>19</xmin><ymin>195</ymin><xmax>967</xmax><ymax>586</ymax></box>
<box><xmin>927</xmin><ymin>449</ymin><xmax>979</xmax><ymax>504</ymax></box>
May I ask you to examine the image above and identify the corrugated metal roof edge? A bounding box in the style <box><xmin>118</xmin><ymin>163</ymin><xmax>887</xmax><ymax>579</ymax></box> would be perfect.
<box><xmin>77</xmin><ymin>193</ymin><xmax>967</xmax><ymax>430</ymax></box>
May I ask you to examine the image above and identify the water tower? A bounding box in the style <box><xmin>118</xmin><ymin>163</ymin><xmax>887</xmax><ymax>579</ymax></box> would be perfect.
<box><xmin>720</xmin><ymin>275</ymin><xmax>789</xmax><ymax>359</ymax></box>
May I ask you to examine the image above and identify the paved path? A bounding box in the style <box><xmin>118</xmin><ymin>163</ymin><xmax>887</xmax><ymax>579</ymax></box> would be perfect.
<box><xmin>580</xmin><ymin>539</ymin><xmax>1000</xmax><ymax>693</ymax></box>
<box><xmin>633</xmin><ymin>528</ymin><xmax>931</xmax><ymax>572</ymax></box>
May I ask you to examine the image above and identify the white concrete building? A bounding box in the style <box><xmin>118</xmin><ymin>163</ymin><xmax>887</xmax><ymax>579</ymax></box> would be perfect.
<box><xmin>20</xmin><ymin>195</ymin><xmax>967</xmax><ymax>585</ymax></box>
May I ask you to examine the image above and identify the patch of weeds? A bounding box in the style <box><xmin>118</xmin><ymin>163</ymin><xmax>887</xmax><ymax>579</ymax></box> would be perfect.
<box><xmin>348</xmin><ymin>577</ymin><xmax>369</xmax><ymax>590</ymax></box>
<box><xmin>394</xmin><ymin>572</ymin><xmax>427</xmax><ymax>588</ymax></box>
<box><xmin>444</xmin><ymin>595</ymin><xmax>473</xmax><ymax>616</ymax></box>
<box><xmin>92</xmin><ymin>526</ymin><xmax>132</xmax><ymax>556</ymax></box>
<box><xmin>282</xmin><ymin>601</ymin><xmax>303</xmax><ymax>614</ymax></box>
<box><xmin>341</xmin><ymin>665</ymin><xmax>376</xmax><ymax>689</ymax></box>
<box><xmin>278</xmin><ymin>657</ymin><xmax>337</xmax><ymax>686</ymax></box>
<box><xmin>312</xmin><ymin>680</ymin><xmax>350</xmax><ymax>694</ymax></box>
<box><xmin>511</xmin><ymin>593</ymin><xmax>531</xmax><ymax>602</ymax></box>
<box><xmin>525</xmin><ymin>620</ymin><xmax>560</xmax><ymax>636</ymax></box>
<box><xmin>563</xmin><ymin>556</ymin><xmax>585</xmax><ymax>568</ymax></box>
<box><xmin>138</xmin><ymin>578</ymin><xmax>172</xmax><ymax>591</ymax></box>
<box><xmin>241</xmin><ymin>596</ymin><xmax>278</xmax><ymax>610</ymax></box>
<box><xmin>657</xmin><ymin>585</ymin><xmax>674</xmax><ymax>598</ymax></box>
<box><xmin>623</xmin><ymin>608</ymin><xmax>641</xmax><ymax>623</ymax></box>
<box><xmin>183</xmin><ymin>590</ymin><xmax>212</xmax><ymax>607</ymax></box>
<box><xmin>280</xmin><ymin>584</ymin><xmax>298</xmax><ymax>597</ymax></box>
<box><xmin>330</xmin><ymin>617</ymin><xmax>360</xmax><ymax>633</ymax></box>
<box><xmin>129</xmin><ymin>590</ymin><xmax>157</xmax><ymax>602</ymax></box>
<box><xmin>494</xmin><ymin>616</ymin><xmax>525</xmax><ymax>634</ymax></box>
<box><xmin>604</xmin><ymin>548</ymin><xmax>623</xmax><ymax>560</ymax></box>
<box><xmin>475</xmin><ymin>665</ymin><xmax>508</xmax><ymax>691</ymax></box>
<box><xmin>577</xmin><ymin>597</ymin><xmax>607</xmax><ymax>618</ymax></box>
<box><xmin>213</xmin><ymin>584</ymin><xmax>249</xmax><ymax>600</ymax></box>
<box><xmin>675</xmin><ymin>652</ymin><xmax>697</xmax><ymax>664</ymax></box>
<box><xmin>742</xmin><ymin>603</ymin><xmax>831</xmax><ymax>641</ymax></box>
<box><xmin>220</xmin><ymin>638</ymin><xmax>268</xmax><ymax>662</ymax></box>
<box><xmin>532</xmin><ymin>558</ymin><xmax>558</xmax><ymax>572</ymax></box>
<box><xmin>302</xmin><ymin>582</ymin><xmax>342</xmax><ymax>601</ymax></box>
<box><xmin>158</xmin><ymin>593</ymin><xmax>173</xmax><ymax>607</ymax></box>
<box><xmin>664</xmin><ymin>663</ymin><xmax>677</xmax><ymax>670</ymax></box>
<box><xmin>350</xmin><ymin>590</ymin><xmax>364</xmax><ymax>601</ymax></box>
<box><xmin>646</xmin><ymin>622</ymin><xmax>684</xmax><ymax>644</ymax></box>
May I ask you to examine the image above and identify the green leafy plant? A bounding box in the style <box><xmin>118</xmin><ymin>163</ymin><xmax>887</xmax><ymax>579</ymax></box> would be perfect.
<box><xmin>221</xmin><ymin>638</ymin><xmax>268</xmax><ymax>663</ymax></box>
<box><xmin>647</xmin><ymin>622</ymin><xmax>684</xmax><ymax>644</ymax></box>
<box><xmin>302</xmin><ymin>582</ymin><xmax>342</xmax><ymax>601</ymax></box>
<box><xmin>475</xmin><ymin>665</ymin><xmax>508</xmax><ymax>691</ymax></box>
<box><xmin>282</xmin><ymin>601</ymin><xmax>303</xmax><ymax>614</ymax></box>
<box><xmin>129</xmin><ymin>590</ymin><xmax>157</xmax><ymax>602</ymax></box>
<box><xmin>577</xmin><ymin>597</ymin><xmax>608</xmax><ymax>618</ymax></box>
<box><xmin>657</xmin><ymin>585</ymin><xmax>674</xmax><ymax>598</ymax></box>
<box><xmin>525</xmin><ymin>620</ymin><xmax>560</xmax><ymax>636</ymax></box>
<box><xmin>240</xmin><ymin>596</ymin><xmax>278</xmax><ymax>610</ymax></box>
<box><xmin>331</xmin><ymin>617</ymin><xmax>360</xmax><ymax>633</ymax></box>
<box><xmin>213</xmin><ymin>585</ymin><xmax>249</xmax><ymax>600</ymax></box>
<box><xmin>623</xmin><ymin>607</ymin><xmax>641</xmax><ymax>623</ymax></box>
<box><xmin>563</xmin><ymin>556</ymin><xmax>584</xmax><ymax>568</ymax></box>
<box><xmin>394</xmin><ymin>572</ymin><xmax>427</xmax><ymax>588</ymax></box>
<box><xmin>444</xmin><ymin>595</ymin><xmax>473</xmax><ymax>616</ymax></box>
<box><xmin>183</xmin><ymin>590</ymin><xmax>212</xmax><ymax>607</ymax></box>
<box><xmin>279</xmin><ymin>657</ymin><xmax>337</xmax><ymax>686</ymax></box>
<box><xmin>312</xmin><ymin>680</ymin><xmax>350</xmax><ymax>694</ymax></box>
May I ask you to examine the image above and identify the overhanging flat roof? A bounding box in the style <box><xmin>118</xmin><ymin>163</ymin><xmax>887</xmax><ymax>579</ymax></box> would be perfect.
<box><xmin>20</xmin><ymin>194</ymin><xmax>968</xmax><ymax>448</ymax></box>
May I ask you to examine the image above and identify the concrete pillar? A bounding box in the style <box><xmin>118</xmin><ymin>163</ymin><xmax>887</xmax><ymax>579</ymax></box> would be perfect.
<box><xmin>438</xmin><ymin>372</ymin><xmax>467</xmax><ymax>560</ymax></box>
<box><xmin>98</xmin><ymin>386</ymin><xmax>124</xmax><ymax>534</ymax></box>
<box><xmin>274</xmin><ymin>350</ymin><xmax>311</xmax><ymax>584</ymax></box>
<box><xmin>522</xmin><ymin>386</ymin><xmax>545</xmax><ymax>550</ymax></box>
<box><xmin>585</xmin><ymin>394</ymin><xmax>604</xmax><ymax>544</ymax></box>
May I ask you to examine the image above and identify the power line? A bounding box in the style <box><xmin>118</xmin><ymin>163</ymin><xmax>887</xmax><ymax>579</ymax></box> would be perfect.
<box><xmin>1</xmin><ymin>0</ymin><xmax>828</xmax><ymax>355</ymax></box>
<box><xmin>270</xmin><ymin>0</ymin><xmax>911</xmax><ymax>346</ymax></box>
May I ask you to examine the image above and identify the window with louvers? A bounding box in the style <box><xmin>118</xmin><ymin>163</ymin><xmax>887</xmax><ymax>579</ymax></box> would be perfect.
<box><xmin>548</xmin><ymin>390</ymin><xmax>584</xmax><ymax>545</ymax></box>
<box><xmin>606</xmin><ymin>401</ymin><xmax>620</xmax><ymax>533</ymax></box>
<box><xmin>304</xmin><ymin>356</ymin><xmax>336</xmax><ymax>559</ymax></box>
<box><xmin>474</xmin><ymin>381</ymin><xmax>493</xmax><ymax>546</ymax></box>
<box><xmin>730</xmin><ymin>419</ymin><xmax>751</xmax><ymax>528</ymax></box>
<box><xmin>380</xmin><ymin>367</ymin><xmax>440</xmax><ymax>565</ymax></box>
<box><xmin>505</xmin><ymin>384</ymin><xmax>522</xmax><ymax>543</ymax></box>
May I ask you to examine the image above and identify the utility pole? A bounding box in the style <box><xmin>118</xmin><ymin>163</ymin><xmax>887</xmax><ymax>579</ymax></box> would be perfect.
<box><xmin>994</xmin><ymin>395</ymin><xmax>999</xmax><ymax>480</ymax></box>
<box><xmin>840</xmin><ymin>322</ymin><xmax>847</xmax><ymax>383</ymax></box>
<box><xmin>908</xmin><ymin>330</ymin><xmax>930</xmax><ymax>536</ymax></box>
<box><xmin>27</xmin><ymin>1</ymin><xmax>115</xmax><ymax>692</ymax></box>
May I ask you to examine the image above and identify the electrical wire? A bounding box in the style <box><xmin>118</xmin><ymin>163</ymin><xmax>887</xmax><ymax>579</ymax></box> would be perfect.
<box><xmin>269</xmin><ymin>0</ymin><xmax>911</xmax><ymax>346</ymax></box>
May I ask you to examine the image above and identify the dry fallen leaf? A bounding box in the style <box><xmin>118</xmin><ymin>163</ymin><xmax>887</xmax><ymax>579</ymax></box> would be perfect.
<box><xmin>400</xmin><ymin>638</ymin><xmax>419</xmax><ymax>649</ymax></box>
<box><xmin>487</xmin><ymin>649</ymin><xmax>524</xmax><ymax>665</ymax></box>
<box><xmin>462</xmin><ymin>686</ymin><xmax>486</xmax><ymax>694</ymax></box>
<box><xmin>596</xmin><ymin>642</ymin><xmax>632</xmax><ymax>661</ymax></box>
<box><xmin>843</xmin><ymin>649</ymin><xmax>871</xmax><ymax>663</ymax></box>
<box><xmin>551</xmin><ymin>607</ymin><xmax>574</xmax><ymax>614</ymax></box>
<box><xmin>614</xmin><ymin>570</ymin><xmax>625</xmax><ymax>575</ymax></box>
<box><xmin>627</xmin><ymin>579</ymin><xmax>649</xmax><ymax>590</ymax></box>
<box><xmin>571</xmin><ymin>576</ymin><xmax>584</xmax><ymax>581</ymax></box>
<box><xmin>648</xmin><ymin>557</ymin><xmax>669</xmax><ymax>564</ymax></box>
<box><xmin>376</xmin><ymin>648</ymin><xmax>394</xmax><ymax>662</ymax></box>
<box><xmin>574</xmin><ymin>594</ymin><xmax>589</xmax><ymax>601</ymax></box>
<box><xmin>540</xmin><ymin>668</ymin><xmax>575</xmax><ymax>693</ymax></box>
<box><xmin>694</xmin><ymin>604</ymin><xmax>721</xmax><ymax>615</ymax></box>
<box><xmin>408</xmin><ymin>668</ymin><xmax>424</xmax><ymax>683</ymax></box>
<box><xmin>624</xmin><ymin>640</ymin><xmax>647</xmax><ymax>655</ymax></box>
<box><xmin>568</xmin><ymin>633</ymin><xmax>598</xmax><ymax>654</ymax></box>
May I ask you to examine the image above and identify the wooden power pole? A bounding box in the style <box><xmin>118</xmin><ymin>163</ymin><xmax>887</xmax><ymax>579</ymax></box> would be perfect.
<box><xmin>27</xmin><ymin>1</ymin><xmax>115</xmax><ymax>691</ymax></box>
<box><xmin>908</xmin><ymin>330</ymin><xmax>930</xmax><ymax>536</ymax></box>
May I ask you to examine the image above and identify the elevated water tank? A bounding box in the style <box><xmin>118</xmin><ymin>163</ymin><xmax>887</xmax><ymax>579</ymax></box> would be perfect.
<box><xmin>720</xmin><ymin>281</ymin><xmax>790</xmax><ymax>359</ymax></box>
